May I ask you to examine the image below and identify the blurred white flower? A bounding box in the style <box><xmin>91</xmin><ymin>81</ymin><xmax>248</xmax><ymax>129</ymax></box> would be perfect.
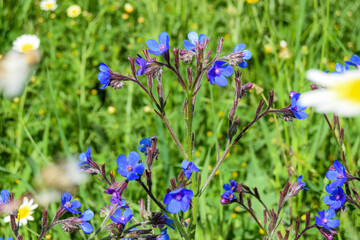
<box><xmin>4</xmin><ymin>197</ymin><xmax>38</xmax><ymax>226</ymax></box>
<box><xmin>12</xmin><ymin>34</ymin><xmax>40</xmax><ymax>53</ymax></box>
<box><xmin>0</xmin><ymin>50</ymin><xmax>41</xmax><ymax>98</ymax></box>
<box><xmin>67</xmin><ymin>5</ymin><xmax>82</xmax><ymax>18</ymax></box>
<box><xmin>40</xmin><ymin>0</ymin><xmax>57</xmax><ymax>11</ymax></box>
<box><xmin>300</xmin><ymin>70</ymin><xmax>360</xmax><ymax>117</ymax></box>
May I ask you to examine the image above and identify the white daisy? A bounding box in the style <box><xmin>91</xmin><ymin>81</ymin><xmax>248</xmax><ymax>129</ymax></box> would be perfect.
<box><xmin>39</xmin><ymin>0</ymin><xmax>57</xmax><ymax>11</ymax></box>
<box><xmin>67</xmin><ymin>5</ymin><xmax>82</xmax><ymax>18</ymax></box>
<box><xmin>299</xmin><ymin>69</ymin><xmax>360</xmax><ymax>117</ymax></box>
<box><xmin>12</xmin><ymin>34</ymin><xmax>40</xmax><ymax>53</ymax></box>
<box><xmin>4</xmin><ymin>197</ymin><xmax>38</xmax><ymax>226</ymax></box>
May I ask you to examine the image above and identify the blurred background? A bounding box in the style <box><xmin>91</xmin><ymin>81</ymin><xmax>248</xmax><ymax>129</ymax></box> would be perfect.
<box><xmin>0</xmin><ymin>0</ymin><xmax>360</xmax><ymax>239</ymax></box>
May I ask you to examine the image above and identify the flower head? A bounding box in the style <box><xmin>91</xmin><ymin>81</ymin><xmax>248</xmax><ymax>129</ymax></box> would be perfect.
<box><xmin>67</xmin><ymin>5</ymin><xmax>82</xmax><ymax>18</ymax></box>
<box><xmin>326</xmin><ymin>160</ymin><xmax>347</xmax><ymax>192</ymax></box>
<box><xmin>285</xmin><ymin>175</ymin><xmax>309</xmax><ymax>201</ymax></box>
<box><xmin>4</xmin><ymin>197</ymin><xmax>38</xmax><ymax>226</ymax></box>
<box><xmin>110</xmin><ymin>208</ymin><xmax>133</xmax><ymax>225</ymax></box>
<box><xmin>163</xmin><ymin>188</ymin><xmax>193</xmax><ymax>214</ymax></box>
<box><xmin>323</xmin><ymin>187</ymin><xmax>346</xmax><ymax>210</ymax></box>
<box><xmin>135</xmin><ymin>55</ymin><xmax>149</xmax><ymax>76</ymax></box>
<box><xmin>221</xmin><ymin>191</ymin><xmax>236</xmax><ymax>201</ymax></box>
<box><xmin>79</xmin><ymin>209</ymin><xmax>94</xmax><ymax>234</ymax></box>
<box><xmin>158</xmin><ymin>227</ymin><xmax>170</xmax><ymax>240</ymax></box>
<box><xmin>181</xmin><ymin>160</ymin><xmax>200</xmax><ymax>179</ymax></box>
<box><xmin>315</xmin><ymin>209</ymin><xmax>340</xmax><ymax>231</ymax></box>
<box><xmin>39</xmin><ymin>0</ymin><xmax>57</xmax><ymax>11</ymax></box>
<box><xmin>78</xmin><ymin>146</ymin><xmax>91</xmax><ymax>167</ymax></box>
<box><xmin>299</xmin><ymin>70</ymin><xmax>360</xmax><ymax>116</ymax></box>
<box><xmin>207</xmin><ymin>61</ymin><xmax>234</xmax><ymax>87</ymax></box>
<box><xmin>117</xmin><ymin>152</ymin><xmax>145</xmax><ymax>181</ymax></box>
<box><xmin>223</xmin><ymin>180</ymin><xmax>237</xmax><ymax>192</ymax></box>
<box><xmin>110</xmin><ymin>191</ymin><xmax>128</xmax><ymax>209</ymax></box>
<box><xmin>61</xmin><ymin>192</ymin><xmax>81</xmax><ymax>214</ymax></box>
<box><xmin>289</xmin><ymin>92</ymin><xmax>307</xmax><ymax>119</ymax></box>
<box><xmin>0</xmin><ymin>190</ymin><xmax>10</xmax><ymax>207</ymax></box>
<box><xmin>334</xmin><ymin>63</ymin><xmax>348</xmax><ymax>73</ymax></box>
<box><xmin>12</xmin><ymin>35</ymin><xmax>40</xmax><ymax>53</ymax></box>
<box><xmin>138</xmin><ymin>137</ymin><xmax>152</xmax><ymax>155</ymax></box>
<box><xmin>233</xmin><ymin>44</ymin><xmax>252</xmax><ymax>68</ymax></box>
<box><xmin>183</xmin><ymin>32</ymin><xmax>207</xmax><ymax>51</ymax></box>
<box><xmin>345</xmin><ymin>55</ymin><xmax>360</xmax><ymax>70</ymax></box>
<box><xmin>146</xmin><ymin>32</ymin><xmax>170</xmax><ymax>55</ymax></box>
<box><xmin>97</xmin><ymin>63</ymin><xmax>112</xmax><ymax>89</ymax></box>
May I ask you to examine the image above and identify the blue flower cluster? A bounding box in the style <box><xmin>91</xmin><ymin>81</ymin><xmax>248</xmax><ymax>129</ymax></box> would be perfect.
<box><xmin>60</xmin><ymin>192</ymin><xmax>94</xmax><ymax>234</ymax></box>
<box><xmin>327</xmin><ymin>54</ymin><xmax>360</xmax><ymax>73</ymax></box>
<box><xmin>220</xmin><ymin>180</ymin><xmax>237</xmax><ymax>204</ymax></box>
<box><xmin>288</xmin><ymin>91</ymin><xmax>307</xmax><ymax>119</ymax></box>
<box><xmin>315</xmin><ymin>160</ymin><xmax>347</xmax><ymax>231</ymax></box>
<box><xmin>98</xmin><ymin>31</ymin><xmax>253</xmax><ymax>88</ymax></box>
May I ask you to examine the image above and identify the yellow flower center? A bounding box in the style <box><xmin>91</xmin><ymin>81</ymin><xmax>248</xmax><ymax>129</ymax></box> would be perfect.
<box><xmin>16</xmin><ymin>205</ymin><xmax>31</xmax><ymax>220</ymax></box>
<box><xmin>20</xmin><ymin>43</ymin><xmax>34</xmax><ymax>52</ymax></box>
<box><xmin>72</xmin><ymin>10</ymin><xmax>78</xmax><ymax>14</ymax></box>
<box><xmin>335</xmin><ymin>78</ymin><xmax>360</xmax><ymax>103</ymax></box>
<box><xmin>45</xmin><ymin>3</ymin><xmax>54</xmax><ymax>9</ymax></box>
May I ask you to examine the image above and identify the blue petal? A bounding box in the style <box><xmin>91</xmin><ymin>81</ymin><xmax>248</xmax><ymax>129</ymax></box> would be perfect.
<box><xmin>134</xmin><ymin>162</ymin><xmax>145</xmax><ymax>175</ymax></box>
<box><xmin>323</xmin><ymin>195</ymin><xmax>334</xmax><ymax>205</ymax></box>
<box><xmin>166</xmin><ymin>199</ymin><xmax>181</xmax><ymax>214</ymax></box>
<box><xmin>187</xmin><ymin>32</ymin><xmax>199</xmax><ymax>44</ymax></box>
<box><xmin>81</xmin><ymin>209</ymin><xmax>94</xmax><ymax>221</ymax></box>
<box><xmin>234</xmin><ymin>43</ymin><xmax>246</xmax><ymax>52</ymax></box>
<box><xmin>158</xmin><ymin>32</ymin><xmax>169</xmax><ymax>45</ymax></box>
<box><xmin>327</xmin><ymin>219</ymin><xmax>340</xmax><ymax>229</ymax></box>
<box><xmin>117</xmin><ymin>155</ymin><xmax>128</xmax><ymax>169</ymax></box>
<box><xmin>180</xmin><ymin>198</ymin><xmax>190</xmax><ymax>212</ymax></box>
<box><xmin>242</xmin><ymin>50</ymin><xmax>252</xmax><ymax>60</ymax></box>
<box><xmin>215</xmin><ymin>75</ymin><xmax>228</xmax><ymax>87</ymax></box>
<box><xmin>183</xmin><ymin>189</ymin><xmax>194</xmax><ymax>199</ymax></box>
<box><xmin>123</xmin><ymin>208</ymin><xmax>133</xmax><ymax>219</ymax></box>
<box><xmin>127</xmin><ymin>172</ymin><xmax>139</xmax><ymax>181</ymax></box>
<box><xmin>99</xmin><ymin>63</ymin><xmax>109</xmax><ymax>72</ymax></box>
<box><xmin>333</xmin><ymin>160</ymin><xmax>344</xmax><ymax>173</ymax></box>
<box><xmin>199</xmin><ymin>34</ymin><xmax>207</xmax><ymax>44</ymax></box>
<box><xmin>238</xmin><ymin>61</ymin><xmax>248</xmax><ymax>68</ymax></box>
<box><xmin>113</xmin><ymin>208</ymin><xmax>123</xmax><ymax>219</ymax></box>
<box><xmin>350</xmin><ymin>55</ymin><xmax>360</xmax><ymax>65</ymax></box>
<box><xmin>325</xmin><ymin>209</ymin><xmax>335</xmax><ymax>219</ymax></box>
<box><xmin>223</xmin><ymin>183</ymin><xmax>231</xmax><ymax>191</ymax></box>
<box><xmin>128</xmin><ymin>151</ymin><xmax>140</xmax><ymax>166</ymax></box>
<box><xmin>181</xmin><ymin>160</ymin><xmax>190</xmax><ymax>170</ymax></box>
<box><xmin>146</xmin><ymin>39</ymin><xmax>160</xmax><ymax>51</ymax></box>
<box><xmin>294</xmin><ymin>111</ymin><xmax>307</xmax><ymax>119</ymax></box>
<box><xmin>81</xmin><ymin>222</ymin><xmax>93</xmax><ymax>234</ymax></box>
<box><xmin>221</xmin><ymin>64</ymin><xmax>234</xmax><ymax>77</ymax></box>
<box><xmin>184</xmin><ymin>40</ymin><xmax>195</xmax><ymax>51</ymax></box>
<box><xmin>326</xmin><ymin>170</ymin><xmax>337</xmax><ymax>180</ymax></box>
<box><xmin>163</xmin><ymin>192</ymin><xmax>172</xmax><ymax>204</ymax></box>
<box><xmin>335</xmin><ymin>63</ymin><xmax>344</xmax><ymax>73</ymax></box>
<box><xmin>61</xmin><ymin>192</ymin><xmax>71</xmax><ymax>204</ymax></box>
<box><xmin>99</xmin><ymin>83</ymin><xmax>108</xmax><ymax>89</ymax></box>
<box><xmin>1</xmin><ymin>190</ymin><xmax>10</xmax><ymax>203</ymax></box>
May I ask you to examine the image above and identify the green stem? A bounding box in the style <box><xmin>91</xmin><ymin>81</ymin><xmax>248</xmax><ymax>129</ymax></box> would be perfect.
<box><xmin>320</xmin><ymin>0</ymin><xmax>330</xmax><ymax>69</ymax></box>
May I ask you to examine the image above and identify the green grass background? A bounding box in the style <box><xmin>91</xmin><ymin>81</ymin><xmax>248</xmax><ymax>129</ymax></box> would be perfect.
<box><xmin>1</xmin><ymin>0</ymin><xmax>360</xmax><ymax>239</ymax></box>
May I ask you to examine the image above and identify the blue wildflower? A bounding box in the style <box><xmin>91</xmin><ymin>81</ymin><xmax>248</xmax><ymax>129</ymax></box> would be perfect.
<box><xmin>110</xmin><ymin>208</ymin><xmax>133</xmax><ymax>225</ymax></box>
<box><xmin>296</xmin><ymin>175</ymin><xmax>310</xmax><ymax>191</ymax></box>
<box><xmin>117</xmin><ymin>151</ymin><xmax>145</xmax><ymax>181</ymax></box>
<box><xmin>289</xmin><ymin>91</ymin><xmax>307</xmax><ymax>119</ymax></box>
<box><xmin>163</xmin><ymin>188</ymin><xmax>193</xmax><ymax>214</ymax></box>
<box><xmin>0</xmin><ymin>189</ymin><xmax>10</xmax><ymax>207</ymax></box>
<box><xmin>79</xmin><ymin>209</ymin><xmax>94</xmax><ymax>234</ymax></box>
<box><xmin>223</xmin><ymin>180</ymin><xmax>237</xmax><ymax>193</ymax></box>
<box><xmin>334</xmin><ymin>63</ymin><xmax>348</xmax><ymax>73</ymax></box>
<box><xmin>138</xmin><ymin>137</ymin><xmax>152</xmax><ymax>155</ymax></box>
<box><xmin>97</xmin><ymin>63</ymin><xmax>112</xmax><ymax>89</ymax></box>
<box><xmin>181</xmin><ymin>160</ymin><xmax>200</xmax><ymax>179</ymax></box>
<box><xmin>78</xmin><ymin>146</ymin><xmax>91</xmax><ymax>167</ymax></box>
<box><xmin>135</xmin><ymin>55</ymin><xmax>149</xmax><ymax>76</ymax></box>
<box><xmin>183</xmin><ymin>32</ymin><xmax>207</xmax><ymax>51</ymax></box>
<box><xmin>158</xmin><ymin>227</ymin><xmax>170</xmax><ymax>240</ymax></box>
<box><xmin>345</xmin><ymin>55</ymin><xmax>360</xmax><ymax>69</ymax></box>
<box><xmin>323</xmin><ymin>187</ymin><xmax>346</xmax><ymax>210</ymax></box>
<box><xmin>61</xmin><ymin>192</ymin><xmax>81</xmax><ymax>214</ymax></box>
<box><xmin>315</xmin><ymin>209</ymin><xmax>340</xmax><ymax>231</ymax></box>
<box><xmin>146</xmin><ymin>32</ymin><xmax>170</xmax><ymax>55</ymax></box>
<box><xmin>233</xmin><ymin>44</ymin><xmax>252</xmax><ymax>68</ymax></box>
<box><xmin>221</xmin><ymin>191</ymin><xmax>236</xmax><ymax>201</ymax></box>
<box><xmin>207</xmin><ymin>61</ymin><xmax>234</xmax><ymax>87</ymax></box>
<box><xmin>326</xmin><ymin>160</ymin><xmax>347</xmax><ymax>192</ymax></box>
